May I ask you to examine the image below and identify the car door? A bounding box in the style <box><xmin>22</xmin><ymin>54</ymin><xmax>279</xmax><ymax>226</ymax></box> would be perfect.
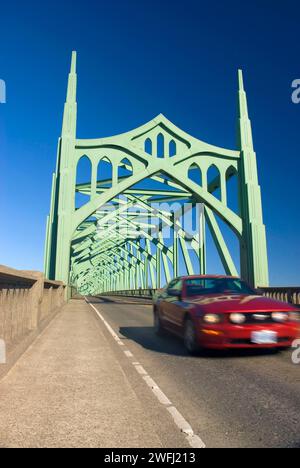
<box><xmin>159</xmin><ymin>279</ymin><xmax>177</xmax><ymax>326</ymax></box>
<box><xmin>162</xmin><ymin>279</ymin><xmax>183</xmax><ymax>333</ymax></box>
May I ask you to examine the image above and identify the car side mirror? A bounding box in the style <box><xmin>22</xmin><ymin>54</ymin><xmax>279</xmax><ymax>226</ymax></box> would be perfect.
<box><xmin>168</xmin><ymin>288</ymin><xmax>181</xmax><ymax>299</ymax></box>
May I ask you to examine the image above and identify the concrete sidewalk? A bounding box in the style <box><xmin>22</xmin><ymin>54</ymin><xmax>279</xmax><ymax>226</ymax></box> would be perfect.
<box><xmin>0</xmin><ymin>299</ymin><xmax>164</xmax><ymax>448</ymax></box>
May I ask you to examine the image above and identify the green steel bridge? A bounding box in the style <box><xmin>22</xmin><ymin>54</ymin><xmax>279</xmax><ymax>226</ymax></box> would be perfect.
<box><xmin>44</xmin><ymin>52</ymin><xmax>269</xmax><ymax>297</ymax></box>
<box><xmin>1</xmin><ymin>54</ymin><xmax>300</xmax><ymax>448</ymax></box>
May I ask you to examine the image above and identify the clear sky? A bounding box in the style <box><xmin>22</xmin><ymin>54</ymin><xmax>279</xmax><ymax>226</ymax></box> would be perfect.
<box><xmin>0</xmin><ymin>0</ymin><xmax>299</xmax><ymax>285</ymax></box>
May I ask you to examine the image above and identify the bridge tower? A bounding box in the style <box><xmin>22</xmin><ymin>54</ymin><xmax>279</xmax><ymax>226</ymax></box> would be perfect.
<box><xmin>237</xmin><ymin>70</ymin><xmax>269</xmax><ymax>287</ymax></box>
<box><xmin>44</xmin><ymin>52</ymin><xmax>77</xmax><ymax>285</ymax></box>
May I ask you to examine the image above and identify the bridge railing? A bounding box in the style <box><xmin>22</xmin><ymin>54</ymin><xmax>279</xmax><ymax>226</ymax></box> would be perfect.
<box><xmin>101</xmin><ymin>287</ymin><xmax>300</xmax><ymax>306</ymax></box>
<box><xmin>0</xmin><ymin>265</ymin><xmax>65</xmax><ymax>377</ymax></box>
<box><xmin>100</xmin><ymin>289</ymin><xmax>156</xmax><ymax>299</ymax></box>
<box><xmin>258</xmin><ymin>287</ymin><xmax>300</xmax><ymax>307</ymax></box>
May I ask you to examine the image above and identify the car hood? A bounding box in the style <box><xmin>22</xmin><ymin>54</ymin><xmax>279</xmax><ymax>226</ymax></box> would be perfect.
<box><xmin>188</xmin><ymin>294</ymin><xmax>296</xmax><ymax>313</ymax></box>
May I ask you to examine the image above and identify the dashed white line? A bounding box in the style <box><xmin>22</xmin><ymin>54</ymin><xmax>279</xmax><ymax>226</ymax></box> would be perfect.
<box><xmin>186</xmin><ymin>434</ymin><xmax>206</xmax><ymax>449</ymax></box>
<box><xmin>143</xmin><ymin>375</ymin><xmax>172</xmax><ymax>405</ymax></box>
<box><xmin>152</xmin><ymin>387</ymin><xmax>173</xmax><ymax>406</ymax></box>
<box><xmin>167</xmin><ymin>406</ymin><xmax>193</xmax><ymax>435</ymax></box>
<box><xmin>86</xmin><ymin>298</ymin><xmax>206</xmax><ymax>449</ymax></box>
<box><xmin>88</xmin><ymin>301</ymin><xmax>122</xmax><ymax>343</ymax></box>
<box><xmin>134</xmin><ymin>364</ymin><xmax>148</xmax><ymax>376</ymax></box>
<box><xmin>143</xmin><ymin>375</ymin><xmax>159</xmax><ymax>389</ymax></box>
<box><xmin>166</xmin><ymin>407</ymin><xmax>205</xmax><ymax>448</ymax></box>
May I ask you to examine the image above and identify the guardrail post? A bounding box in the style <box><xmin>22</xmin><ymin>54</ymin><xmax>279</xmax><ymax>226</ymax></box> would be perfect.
<box><xmin>22</xmin><ymin>271</ymin><xmax>44</xmax><ymax>330</ymax></box>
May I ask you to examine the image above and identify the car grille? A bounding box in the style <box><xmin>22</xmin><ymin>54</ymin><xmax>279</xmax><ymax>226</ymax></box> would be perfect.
<box><xmin>244</xmin><ymin>312</ymin><xmax>274</xmax><ymax>324</ymax></box>
<box><xmin>230</xmin><ymin>312</ymin><xmax>286</xmax><ymax>324</ymax></box>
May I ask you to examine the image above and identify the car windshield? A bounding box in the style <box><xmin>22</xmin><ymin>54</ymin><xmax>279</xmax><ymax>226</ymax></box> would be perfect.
<box><xmin>185</xmin><ymin>278</ymin><xmax>257</xmax><ymax>296</ymax></box>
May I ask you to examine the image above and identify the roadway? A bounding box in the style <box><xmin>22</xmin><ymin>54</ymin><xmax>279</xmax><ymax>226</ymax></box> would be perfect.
<box><xmin>89</xmin><ymin>295</ymin><xmax>300</xmax><ymax>448</ymax></box>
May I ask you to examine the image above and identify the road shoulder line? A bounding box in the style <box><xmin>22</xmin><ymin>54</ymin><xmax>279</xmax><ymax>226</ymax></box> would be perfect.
<box><xmin>86</xmin><ymin>298</ymin><xmax>206</xmax><ymax>449</ymax></box>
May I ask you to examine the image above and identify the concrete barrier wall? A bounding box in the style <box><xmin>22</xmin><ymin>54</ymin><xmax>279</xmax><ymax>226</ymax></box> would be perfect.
<box><xmin>0</xmin><ymin>265</ymin><xmax>65</xmax><ymax>378</ymax></box>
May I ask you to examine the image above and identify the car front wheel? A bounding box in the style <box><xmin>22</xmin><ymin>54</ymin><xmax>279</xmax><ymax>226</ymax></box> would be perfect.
<box><xmin>184</xmin><ymin>318</ymin><xmax>200</xmax><ymax>355</ymax></box>
<box><xmin>154</xmin><ymin>309</ymin><xmax>165</xmax><ymax>336</ymax></box>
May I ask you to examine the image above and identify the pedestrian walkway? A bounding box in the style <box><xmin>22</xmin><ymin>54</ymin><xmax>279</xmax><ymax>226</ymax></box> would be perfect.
<box><xmin>0</xmin><ymin>300</ymin><xmax>164</xmax><ymax>448</ymax></box>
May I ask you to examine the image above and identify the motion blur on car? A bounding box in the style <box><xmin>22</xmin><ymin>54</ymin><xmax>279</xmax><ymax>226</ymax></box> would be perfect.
<box><xmin>153</xmin><ymin>275</ymin><xmax>300</xmax><ymax>354</ymax></box>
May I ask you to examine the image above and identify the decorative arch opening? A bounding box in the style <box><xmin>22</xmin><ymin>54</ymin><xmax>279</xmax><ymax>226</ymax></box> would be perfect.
<box><xmin>226</xmin><ymin>166</ymin><xmax>239</xmax><ymax>214</ymax></box>
<box><xmin>75</xmin><ymin>155</ymin><xmax>92</xmax><ymax>210</ymax></box>
<box><xmin>97</xmin><ymin>157</ymin><xmax>113</xmax><ymax>190</ymax></box>
<box><xmin>144</xmin><ymin>138</ymin><xmax>152</xmax><ymax>155</ymax></box>
<box><xmin>188</xmin><ymin>163</ymin><xmax>202</xmax><ymax>186</ymax></box>
<box><xmin>169</xmin><ymin>140</ymin><xmax>177</xmax><ymax>157</ymax></box>
<box><xmin>157</xmin><ymin>133</ymin><xmax>164</xmax><ymax>158</ymax></box>
<box><xmin>207</xmin><ymin>164</ymin><xmax>221</xmax><ymax>201</ymax></box>
<box><xmin>118</xmin><ymin>158</ymin><xmax>133</xmax><ymax>182</ymax></box>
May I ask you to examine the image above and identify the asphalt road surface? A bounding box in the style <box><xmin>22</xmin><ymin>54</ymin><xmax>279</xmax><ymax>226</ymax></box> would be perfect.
<box><xmin>88</xmin><ymin>295</ymin><xmax>300</xmax><ymax>448</ymax></box>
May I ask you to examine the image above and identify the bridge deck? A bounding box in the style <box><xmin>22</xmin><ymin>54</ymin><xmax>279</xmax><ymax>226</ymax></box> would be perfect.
<box><xmin>0</xmin><ymin>297</ymin><xmax>299</xmax><ymax>448</ymax></box>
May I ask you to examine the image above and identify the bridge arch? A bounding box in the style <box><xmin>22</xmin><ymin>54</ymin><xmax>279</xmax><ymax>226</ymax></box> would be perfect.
<box><xmin>45</xmin><ymin>52</ymin><xmax>269</xmax><ymax>295</ymax></box>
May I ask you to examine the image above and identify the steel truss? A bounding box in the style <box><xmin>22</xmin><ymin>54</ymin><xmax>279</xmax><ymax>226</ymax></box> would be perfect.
<box><xmin>44</xmin><ymin>52</ymin><xmax>269</xmax><ymax>296</ymax></box>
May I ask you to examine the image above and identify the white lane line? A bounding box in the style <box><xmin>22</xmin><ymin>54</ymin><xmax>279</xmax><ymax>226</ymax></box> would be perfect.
<box><xmin>143</xmin><ymin>375</ymin><xmax>159</xmax><ymax>389</ymax></box>
<box><xmin>186</xmin><ymin>434</ymin><xmax>206</xmax><ymax>449</ymax></box>
<box><xmin>167</xmin><ymin>406</ymin><xmax>194</xmax><ymax>435</ymax></box>
<box><xmin>134</xmin><ymin>364</ymin><xmax>148</xmax><ymax>376</ymax></box>
<box><xmin>88</xmin><ymin>301</ymin><xmax>123</xmax><ymax>344</ymax></box>
<box><xmin>167</xmin><ymin>407</ymin><xmax>205</xmax><ymax>448</ymax></box>
<box><xmin>152</xmin><ymin>387</ymin><xmax>173</xmax><ymax>406</ymax></box>
<box><xmin>143</xmin><ymin>376</ymin><xmax>172</xmax><ymax>405</ymax></box>
<box><xmin>86</xmin><ymin>299</ymin><xmax>206</xmax><ymax>449</ymax></box>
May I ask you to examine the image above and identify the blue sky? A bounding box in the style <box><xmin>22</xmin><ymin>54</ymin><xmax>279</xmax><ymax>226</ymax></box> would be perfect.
<box><xmin>0</xmin><ymin>0</ymin><xmax>299</xmax><ymax>285</ymax></box>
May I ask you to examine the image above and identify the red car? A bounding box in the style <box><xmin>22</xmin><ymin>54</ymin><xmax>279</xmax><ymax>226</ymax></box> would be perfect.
<box><xmin>153</xmin><ymin>275</ymin><xmax>300</xmax><ymax>354</ymax></box>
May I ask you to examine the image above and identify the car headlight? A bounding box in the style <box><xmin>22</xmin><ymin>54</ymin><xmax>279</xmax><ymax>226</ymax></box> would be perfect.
<box><xmin>272</xmin><ymin>312</ymin><xmax>289</xmax><ymax>322</ymax></box>
<box><xmin>289</xmin><ymin>312</ymin><xmax>300</xmax><ymax>322</ymax></box>
<box><xmin>230</xmin><ymin>313</ymin><xmax>246</xmax><ymax>324</ymax></box>
<box><xmin>203</xmin><ymin>314</ymin><xmax>221</xmax><ymax>324</ymax></box>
